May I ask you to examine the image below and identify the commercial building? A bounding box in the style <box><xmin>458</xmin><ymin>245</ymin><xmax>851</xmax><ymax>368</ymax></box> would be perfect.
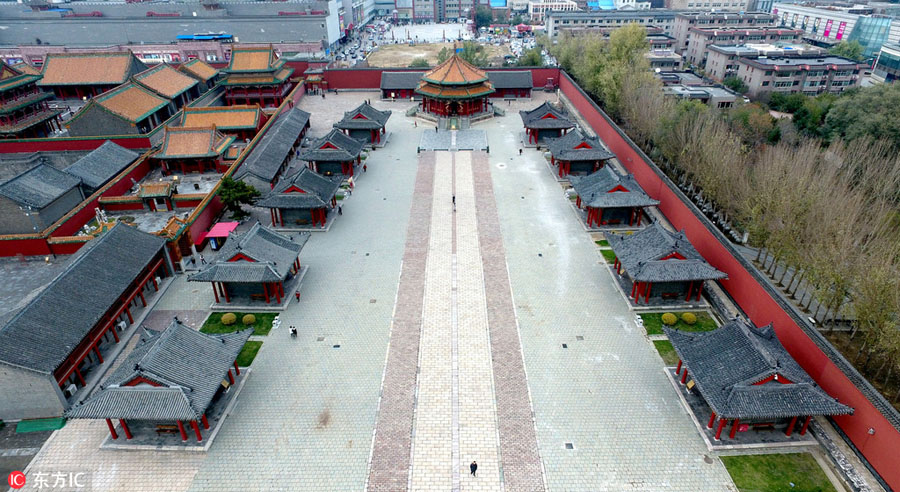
<box><xmin>662</xmin><ymin>83</ymin><xmax>740</xmax><ymax>107</ymax></box>
<box><xmin>772</xmin><ymin>3</ymin><xmax>900</xmax><ymax>58</ymax></box>
<box><xmin>872</xmin><ymin>43</ymin><xmax>900</xmax><ymax>82</ymax></box>
<box><xmin>664</xmin><ymin>0</ymin><xmax>751</xmax><ymax>12</ymax></box>
<box><xmin>705</xmin><ymin>43</ymin><xmax>825</xmax><ymax>81</ymax></box>
<box><xmin>735</xmin><ymin>54</ymin><xmax>863</xmax><ymax>97</ymax></box>
<box><xmin>528</xmin><ymin>0</ymin><xmax>578</xmax><ymax>23</ymax></box>
<box><xmin>672</xmin><ymin>11</ymin><xmax>777</xmax><ymax>51</ymax></box>
<box><xmin>545</xmin><ymin>10</ymin><xmax>678</xmax><ymax>38</ymax></box>
<box><xmin>685</xmin><ymin>27</ymin><xmax>803</xmax><ymax>67</ymax></box>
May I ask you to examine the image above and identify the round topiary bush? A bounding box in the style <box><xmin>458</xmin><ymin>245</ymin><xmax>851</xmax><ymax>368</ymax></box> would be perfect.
<box><xmin>661</xmin><ymin>313</ymin><xmax>678</xmax><ymax>326</ymax></box>
<box><xmin>221</xmin><ymin>313</ymin><xmax>237</xmax><ymax>325</ymax></box>
<box><xmin>681</xmin><ymin>312</ymin><xmax>698</xmax><ymax>325</ymax></box>
<box><xmin>242</xmin><ymin>314</ymin><xmax>256</xmax><ymax>326</ymax></box>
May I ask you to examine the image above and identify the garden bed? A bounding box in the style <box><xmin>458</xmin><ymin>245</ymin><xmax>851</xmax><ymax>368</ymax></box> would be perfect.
<box><xmin>201</xmin><ymin>312</ymin><xmax>276</xmax><ymax>336</ymax></box>
<box><xmin>653</xmin><ymin>340</ymin><xmax>679</xmax><ymax>365</ymax></box>
<box><xmin>641</xmin><ymin>312</ymin><xmax>717</xmax><ymax>336</ymax></box>
<box><xmin>600</xmin><ymin>249</ymin><xmax>616</xmax><ymax>263</ymax></box>
<box><xmin>236</xmin><ymin>341</ymin><xmax>263</xmax><ymax>367</ymax></box>
<box><xmin>721</xmin><ymin>453</ymin><xmax>836</xmax><ymax>492</ymax></box>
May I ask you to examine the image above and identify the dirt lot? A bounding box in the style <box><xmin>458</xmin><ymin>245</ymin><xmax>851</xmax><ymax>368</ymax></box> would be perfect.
<box><xmin>366</xmin><ymin>42</ymin><xmax>511</xmax><ymax>68</ymax></box>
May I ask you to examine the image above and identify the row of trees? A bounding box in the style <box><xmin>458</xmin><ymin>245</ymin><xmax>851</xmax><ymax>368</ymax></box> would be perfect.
<box><xmin>549</xmin><ymin>25</ymin><xmax>900</xmax><ymax>402</ymax></box>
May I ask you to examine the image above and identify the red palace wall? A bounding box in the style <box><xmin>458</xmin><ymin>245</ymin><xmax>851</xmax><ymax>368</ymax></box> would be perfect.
<box><xmin>558</xmin><ymin>72</ymin><xmax>900</xmax><ymax>489</ymax></box>
<box><xmin>0</xmin><ymin>236</ymin><xmax>51</xmax><ymax>257</ymax></box>
<box><xmin>0</xmin><ymin>136</ymin><xmax>150</xmax><ymax>154</ymax></box>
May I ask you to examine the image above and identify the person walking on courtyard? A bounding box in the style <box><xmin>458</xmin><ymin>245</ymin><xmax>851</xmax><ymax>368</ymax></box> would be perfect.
<box><xmin>452</xmin><ymin>195</ymin><xmax>456</xmax><ymax>205</ymax></box>
<box><xmin>470</xmin><ymin>461</ymin><xmax>477</xmax><ymax>477</ymax></box>
<box><xmin>338</xmin><ymin>205</ymin><xmax>343</xmax><ymax>215</ymax></box>
<box><xmin>200</xmin><ymin>255</ymin><xmax>206</xmax><ymax>265</ymax></box>
<box><xmin>363</xmin><ymin>164</ymin><xmax>367</xmax><ymax>172</ymax></box>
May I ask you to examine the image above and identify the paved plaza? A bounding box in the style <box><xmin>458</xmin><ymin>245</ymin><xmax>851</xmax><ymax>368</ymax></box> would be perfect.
<box><xmin>17</xmin><ymin>92</ymin><xmax>737</xmax><ymax>491</ymax></box>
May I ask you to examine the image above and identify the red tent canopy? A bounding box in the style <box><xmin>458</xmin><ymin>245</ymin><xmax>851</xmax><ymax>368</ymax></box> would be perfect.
<box><xmin>206</xmin><ymin>221</ymin><xmax>239</xmax><ymax>238</ymax></box>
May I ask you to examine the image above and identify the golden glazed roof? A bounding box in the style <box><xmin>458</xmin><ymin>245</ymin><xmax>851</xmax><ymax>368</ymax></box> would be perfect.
<box><xmin>421</xmin><ymin>54</ymin><xmax>489</xmax><ymax>86</ymax></box>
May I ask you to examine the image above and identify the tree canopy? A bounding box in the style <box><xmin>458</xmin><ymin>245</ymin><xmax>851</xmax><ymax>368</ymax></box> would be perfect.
<box><xmin>517</xmin><ymin>48</ymin><xmax>543</xmax><ymax>67</ymax></box>
<box><xmin>219</xmin><ymin>177</ymin><xmax>260</xmax><ymax>220</ymax></box>
<box><xmin>475</xmin><ymin>6</ymin><xmax>493</xmax><ymax>30</ymax></box>
<box><xmin>828</xmin><ymin>40</ymin><xmax>865</xmax><ymax>61</ymax></box>
<box><xmin>437</xmin><ymin>41</ymin><xmax>490</xmax><ymax>66</ymax></box>
<box><xmin>825</xmin><ymin>83</ymin><xmax>900</xmax><ymax>148</ymax></box>
<box><xmin>408</xmin><ymin>58</ymin><xmax>430</xmax><ymax>68</ymax></box>
<box><xmin>723</xmin><ymin>76</ymin><xmax>748</xmax><ymax>94</ymax></box>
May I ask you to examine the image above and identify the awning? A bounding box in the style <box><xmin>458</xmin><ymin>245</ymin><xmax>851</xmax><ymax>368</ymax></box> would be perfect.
<box><xmin>206</xmin><ymin>221</ymin><xmax>239</xmax><ymax>239</ymax></box>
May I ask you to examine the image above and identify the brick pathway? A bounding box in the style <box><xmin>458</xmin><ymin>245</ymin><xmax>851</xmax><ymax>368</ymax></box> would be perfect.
<box><xmin>471</xmin><ymin>151</ymin><xmax>547</xmax><ymax>492</ymax></box>
<box><xmin>366</xmin><ymin>152</ymin><xmax>435</xmax><ymax>492</ymax></box>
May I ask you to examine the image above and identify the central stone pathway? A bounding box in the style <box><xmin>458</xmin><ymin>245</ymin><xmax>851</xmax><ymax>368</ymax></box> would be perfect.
<box><xmin>369</xmin><ymin>149</ymin><xmax>544</xmax><ymax>491</ymax></box>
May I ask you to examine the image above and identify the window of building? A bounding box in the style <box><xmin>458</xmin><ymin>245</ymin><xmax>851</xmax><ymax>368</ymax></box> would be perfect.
<box><xmin>762</xmin><ymin>81</ymin><xmax>770</xmax><ymax>86</ymax></box>
<box><xmin>806</xmin><ymin>70</ymin><xmax>823</xmax><ymax>77</ymax></box>
<box><xmin>765</xmin><ymin>70</ymin><xmax>773</xmax><ymax>75</ymax></box>
<box><xmin>774</xmin><ymin>80</ymin><xmax>793</xmax><ymax>87</ymax></box>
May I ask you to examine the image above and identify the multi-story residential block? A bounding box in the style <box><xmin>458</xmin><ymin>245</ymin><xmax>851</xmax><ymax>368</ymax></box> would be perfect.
<box><xmin>545</xmin><ymin>10</ymin><xmax>678</xmax><ymax>38</ymax></box>
<box><xmin>872</xmin><ymin>43</ymin><xmax>900</xmax><ymax>82</ymax></box>
<box><xmin>646</xmin><ymin>50</ymin><xmax>684</xmax><ymax>70</ymax></box>
<box><xmin>705</xmin><ymin>43</ymin><xmax>825</xmax><ymax>81</ymax></box>
<box><xmin>672</xmin><ymin>11</ymin><xmax>777</xmax><ymax>51</ymax></box>
<box><xmin>528</xmin><ymin>0</ymin><xmax>578</xmax><ymax>23</ymax></box>
<box><xmin>662</xmin><ymin>83</ymin><xmax>740</xmax><ymax>107</ymax></box>
<box><xmin>736</xmin><ymin>55</ymin><xmax>862</xmax><ymax>97</ymax></box>
<box><xmin>685</xmin><ymin>27</ymin><xmax>803</xmax><ymax>67</ymax></box>
<box><xmin>772</xmin><ymin>3</ymin><xmax>900</xmax><ymax>58</ymax></box>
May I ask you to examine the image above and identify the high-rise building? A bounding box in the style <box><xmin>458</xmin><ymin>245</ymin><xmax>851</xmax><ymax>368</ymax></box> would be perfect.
<box><xmin>772</xmin><ymin>3</ymin><xmax>900</xmax><ymax>58</ymax></box>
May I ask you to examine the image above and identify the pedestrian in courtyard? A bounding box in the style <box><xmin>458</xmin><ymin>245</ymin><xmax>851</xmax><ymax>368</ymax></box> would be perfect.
<box><xmin>338</xmin><ymin>205</ymin><xmax>343</xmax><ymax>215</ymax></box>
<box><xmin>200</xmin><ymin>255</ymin><xmax>206</xmax><ymax>265</ymax></box>
<box><xmin>452</xmin><ymin>195</ymin><xmax>455</xmax><ymax>205</ymax></box>
<box><xmin>322</xmin><ymin>92</ymin><xmax>326</xmax><ymax>99</ymax></box>
<box><xmin>363</xmin><ymin>164</ymin><xmax>367</xmax><ymax>172</ymax></box>
<box><xmin>414</xmin><ymin>121</ymin><xmax>417</xmax><ymax>127</ymax></box>
<box><xmin>519</xmin><ymin>148</ymin><xmax>523</xmax><ymax>155</ymax></box>
<box><xmin>470</xmin><ymin>461</ymin><xmax>477</xmax><ymax>477</ymax></box>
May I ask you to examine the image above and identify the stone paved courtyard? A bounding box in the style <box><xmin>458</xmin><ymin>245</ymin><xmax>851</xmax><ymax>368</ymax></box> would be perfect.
<box><xmin>17</xmin><ymin>92</ymin><xmax>737</xmax><ymax>491</ymax></box>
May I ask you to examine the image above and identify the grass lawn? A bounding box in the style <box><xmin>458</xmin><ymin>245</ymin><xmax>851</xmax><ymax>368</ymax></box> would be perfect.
<box><xmin>653</xmin><ymin>340</ymin><xmax>679</xmax><ymax>366</ymax></box>
<box><xmin>236</xmin><ymin>341</ymin><xmax>262</xmax><ymax>367</ymax></box>
<box><xmin>595</xmin><ymin>239</ymin><xmax>609</xmax><ymax>247</ymax></box>
<box><xmin>721</xmin><ymin>453</ymin><xmax>836</xmax><ymax>492</ymax></box>
<box><xmin>641</xmin><ymin>312</ymin><xmax>718</xmax><ymax>335</ymax></box>
<box><xmin>201</xmin><ymin>312</ymin><xmax>276</xmax><ymax>336</ymax></box>
<box><xmin>600</xmin><ymin>249</ymin><xmax>617</xmax><ymax>263</ymax></box>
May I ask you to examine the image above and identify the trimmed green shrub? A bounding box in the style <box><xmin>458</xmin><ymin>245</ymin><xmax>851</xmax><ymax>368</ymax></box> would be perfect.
<box><xmin>681</xmin><ymin>312</ymin><xmax>698</xmax><ymax>325</ymax></box>
<box><xmin>661</xmin><ymin>313</ymin><xmax>678</xmax><ymax>326</ymax></box>
<box><xmin>221</xmin><ymin>313</ymin><xmax>237</xmax><ymax>325</ymax></box>
<box><xmin>242</xmin><ymin>314</ymin><xmax>256</xmax><ymax>326</ymax></box>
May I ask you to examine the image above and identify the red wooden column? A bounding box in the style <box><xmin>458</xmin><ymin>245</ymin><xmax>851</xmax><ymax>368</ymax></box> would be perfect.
<box><xmin>729</xmin><ymin>419</ymin><xmax>740</xmax><ymax>439</ymax></box>
<box><xmin>109</xmin><ymin>325</ymin><xmax>119</xmax><ymax>343</ymax></box>
<box><xmin>93</xmin><ymin>345</ymin><xmax>104</xmax><ymax>364</ymax></box>
<box><xmin>201</xmin><ymin>415</ymin><xmax>210</xmax><ymax>430</ymax></box>
<box><xmin>191</xmin><ymin>420</ymin><xmax>203</xmax><ymax>442</ymax></box>
<box><xmin>630</xmin><ymin>281</ymin><xmax>639</xmax><ymax>298</ymax></box>
<box><xmin>785</xmin><ymin>416</ymin><xmax>799</xmax><ymax>436</ymax></box>
<box><xmin>227</xmin><ymin>369</ymin><xmax>235</xmax><ymax>384</ymax></box>
<box><xmin>707</xmin><ymin>412</ymin><xmax>717</xmax><ymax>429</ymax></box>
<box><xmin>645</xmin><ymin>282</ymin><xmax>653</xmax><ymax>304</ymax></box>
<box><xmin>675</xmin><ymin>359</ymin><xmax>682</xmax><ymax>375</ymax></box>
<box><xmin>680</xmin><ymin>369</ymin><xmax>688</xmax><ymax>384</ymax></box>
<box><xmin>119</xmin><ymin>419</ymin><xmax>133</xmax><ymax>440</ymax></box>
<box><xmin>233</xmin><ymin>361</ymin><xmax>241</xmax><ymax>375</ymax></box>
<box><xmin>270</xmin><ymin>208</ymin><xmax>276</xmax><ymax>226</ymax></box>
<box><xmin>799</xmin><ymin>416</ymin><xmax>812</xmax><ymax>435</ymax></box>
<box><xmin>222</xmin><ymin>283</ymin><xmax>230</xmax><ymax>303</ymax></box>
<box><xmin>263</xmin><ymin>283</ymin><xmax>270</xmax><ymax>304</ymax></box>
<box><xmin>106</xmin><ymin>419</ymin><xmax>118</xmax><ymax>440</ymax></box>
<box><xmin>714</xmin><ymin>418</ymin><xmax>727</xmax><ymax>440</ymax></box>
<box><xmin>74</xmin><ymin>367</ymin><xmax>86</xmax><ymax>386</ymax></box>
<box><xmin>125</xmin><ymin>307</ymin><xmax>133</xmax><ymax>323</ymax></box>
<box><xmin>177</xmin><ymin>421</ymin><xmax>188</xmax><ymax>441</ymax></box>
<box><xmin>212</xmin><ymin>283</ymin><xmax>220</xmax><ymax>303</ymax></box>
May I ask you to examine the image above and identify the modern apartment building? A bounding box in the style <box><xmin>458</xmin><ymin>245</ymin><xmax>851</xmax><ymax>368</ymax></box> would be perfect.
<box><xmin>685</xmin><ymin>27</ymin><xmax>803</xmax><ymax>66</ymax></box>
<box><xmin>705</xmin><ymin>43</ymin><xmax>825</xmax><ymax>80</ymax></box>
<box><xmin>545</xmin><ymin>10</ymin><xmax>678</xmax><ymax>38</ymax></box>
<box><xmin>662</xmin><ymin>84</ymin><xmax>740</xmax><ymax>107</ymax></box>
<box><xmin>736</xmin><ymin>55</ymin><xmax>862</xmax><ymax>96</ymax></box>
<box><xmin>772</xmin><ymin>3</ymin><xmax>900</xmax><ymax>58</ymax></box>
<box><xmin>646</xmin><ymin>50</ymin><xmax>684</xmax><ymax>69</ymax></box>
<box><xmin>872</xmin><ymin>43</ymin><xmax>900</xmax><ymax>82</ymax></box>
<box><xmin>672</xmin><ymin>11</ymin><xmax>777</xmax><ymax>51</ymax></box>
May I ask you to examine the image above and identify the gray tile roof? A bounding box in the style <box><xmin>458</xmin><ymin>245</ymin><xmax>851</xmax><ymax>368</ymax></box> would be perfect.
<box><xmin>235</xmin><ymin>107</ymin><xmax>311</xmax><ymax>184</ymax></box>
<box><xmin>607</xmin><ymin>223</ymin><xmax>727</xmax><ymax>283</ymax></box>
<box><xmin>0</xmin><ymin>223</ymin><xmax>166</xmax><ymax>373</ymax></box>
<box><xmin>334</xmin><ymin>102</ymin><xmax>391</xmax><ymax>131</ymax></box>
<box><xmin>486</xmin><ymin>71</ymin><xmax>532</xmax><ymax>89</ymax></box>
<box><xmin>299</xmin><ymin>128</ymin><xmax>365</xmax><ymax>163</ymax></box>
<box><xmin>665</xmin><ymin>319</ymin><xmax>854</xmax><ymax>419</ymax></box>
<box><xmin>519</xmin><ymin>102</ymin><xmax>575</xmax><ymax>130</ymax></box>
<box><xmin>548</xmin><ymin>130</ymin><xmax>615</xmax><ymax>162</ymax></box>
<box><xmin>188</xmin><ymin>223</ymin><xmax>308</xmax><ymax>284</ymax></box>
<box><xmin>569</xmin><ymin>166</ymin><xmax>659</xmax><ymax>209</ymax></box>
<box><xmin>256</xmin><ymin>167</ymin><xmax>342</xmax><ymax>210</ymax></box>
<box><xmin>66</xmin><ymin>319</ymin><xmax>252</xmax><ymax>421</ymax></box>
<box><xmin>0</xmin><ymin>163</ymin><xmax>82</xmax><ymax>209</ymax></box>
<box><xmin>380</xmin><ymin>71</ymin><xmax>424</xmax><ymax>90</ymax></box>
<box><xmin>64</xmin><ymin>141</ymin><xmax>141</xmax><ymax>190</ymax></box>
